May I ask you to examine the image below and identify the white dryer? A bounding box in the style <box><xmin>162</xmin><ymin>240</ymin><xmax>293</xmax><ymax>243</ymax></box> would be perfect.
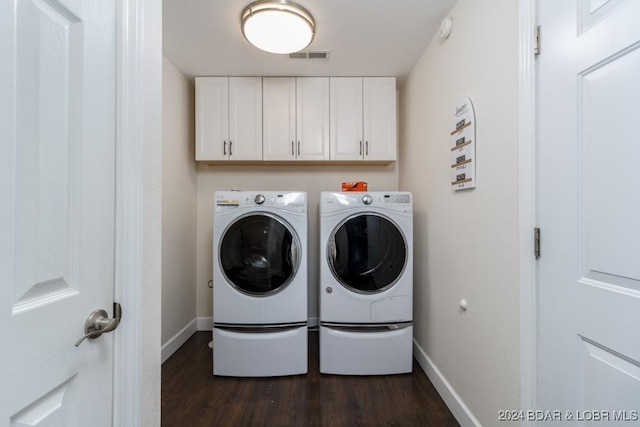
<box><xmin>212</xmin><ymin>190</ymin><xmax>307</xmax><ymax>376</ymax></box>
<box><xmin>319</xmin><ymin>191</ymin><xmax>413</xmax><ymax>375</ymax></box>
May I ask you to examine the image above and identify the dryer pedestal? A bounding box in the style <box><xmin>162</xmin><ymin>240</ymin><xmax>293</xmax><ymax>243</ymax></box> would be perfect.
<box><xmin>319</xmin><ymin>324</ymin><xmax>413</xmax><ymax>375</ymax></box>
<box><xmin>213</xmin><ymin>325</ymin><xmax>307</xmax><ymax>377</ymax></box>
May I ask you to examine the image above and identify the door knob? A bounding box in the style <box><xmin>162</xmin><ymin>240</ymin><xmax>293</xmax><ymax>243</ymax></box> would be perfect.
<box><xmin>75</xmin><ymin>302</ymin><xmax>122</xmax><ymax>347</ymax></box>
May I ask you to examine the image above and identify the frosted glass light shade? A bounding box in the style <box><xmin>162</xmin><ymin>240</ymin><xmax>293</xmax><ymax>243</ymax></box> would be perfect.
<box><xmin>241</xmin><ymin>1</ymin><xmax>315</xmax><ymax>54</ymax></box>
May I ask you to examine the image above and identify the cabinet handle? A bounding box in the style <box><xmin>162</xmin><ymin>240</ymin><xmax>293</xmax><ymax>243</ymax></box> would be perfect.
<box><xmin>229</xmin><ymin>141</ymin><xmax>233</xmax><ymax>156</ymax></box>
<box><xmin>223</xmin><ymin>141</ymin><xmax>227</xmax><ymax>155</ymax></box>
<box><xmin>359</xmin><ymin>141</ymin><xmax>363</xmax><ymax>155</ymax></box>
<box><xmin>297</xmin><ymin>141</ymin><xmax>300</xmax><ymax>156</ymax></box>
<box><xmin>365</xmin><ymin>141</ymin><xmax>369</xmax><ymax>156</ymax></box>
<box><xmin>291</xmin><ymin>141</ymin><xmax>294</xmax><ymax>156</ymax></box>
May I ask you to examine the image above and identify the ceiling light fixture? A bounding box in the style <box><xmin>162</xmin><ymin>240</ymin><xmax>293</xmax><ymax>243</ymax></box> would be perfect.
<box><xmin>241</xmin><ymin>0</ymin><xmax>315</xmax><ymax>54</ymax></box>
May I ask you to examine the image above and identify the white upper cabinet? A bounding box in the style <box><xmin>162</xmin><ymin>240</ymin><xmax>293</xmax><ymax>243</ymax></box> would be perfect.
<box><xmin>330</xmin><ymin>77</ymin><xmax>397</xmax><ymax>161</ymax></box>
<box><xmin>229</xmin><ymin>77</ymin><xmax>262</xmax><ymax>160</ymax></box>
<box><xmin>296</xmin><ymin>78</ymin><xmax>330</xmax><ymax>160</ymax></box>
<box><xmin>195</xmin><ymin>77</ymin><xmax>262</xmax><ymax>161</ymax></box>
<box><xmin>363</xmin><ymin>77</ymin><xmax>397</xmax><ymax>161</ymax></box>
<box><xmin>195</xmin><ymin>77</ymin><xmax>228</xmax><ymax>161</ymax></box>
<box><xmin>263</xmin><ymin>77</ymin><xmax>296</xmax><ymax>160</ymax></box>
<box><xmin>196</xmin><ymin>76</ymin><xmax>395</xmax><ymax>163</ymax></box>
<box><xmin>329</xmin><ymin>77</ymin><xmax>363</xmax><ymax>160</ymax></box>
<box><xmin>263</xmin><ymin>77</ymin><xmax>329</xmax><ymax>161</ymax></box>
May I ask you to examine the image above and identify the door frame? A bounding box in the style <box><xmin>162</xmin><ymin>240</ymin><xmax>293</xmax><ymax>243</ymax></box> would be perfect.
<box><xmin>519</xmin><ymin>0</ymin><xmax>538</xmax><ymax>424</ymax></box>
<box><xmin>108</xmin><ymin>0</ymin><xmax>544</xmax><ymax>424</ymax></box>
<box><xmin>113</xmin><ymin>0</ymin><xmax>146</xmax><ymax>424</ymax></box>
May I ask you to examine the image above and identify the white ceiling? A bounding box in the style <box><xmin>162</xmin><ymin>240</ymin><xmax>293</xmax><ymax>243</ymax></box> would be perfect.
<box><xmin>163</xmin><ymin>0</ymin><xmax>457</xmax><ymax>84</ymax></box>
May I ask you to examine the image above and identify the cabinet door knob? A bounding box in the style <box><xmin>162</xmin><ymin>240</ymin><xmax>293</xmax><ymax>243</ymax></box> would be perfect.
<box><xmin>223</xmin><ymin>141</ymin><xmax>227</xmax><ymax>155</ymax></box>
<box><xmin>297</xmin><ymin>141</ymin><xmax>301</xmax><ymax>156</ymax></box>
<box><xmin>359</xmin><ymin>141</ymin><xmax>363</xmax><ymax>155</ymax></box>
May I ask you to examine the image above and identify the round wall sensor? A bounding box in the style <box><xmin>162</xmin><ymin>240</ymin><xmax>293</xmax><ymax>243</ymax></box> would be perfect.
<box><xmin>439</xmin><ymin>17</ymin><xmax>453</xmax><ymax>40</ymax></box>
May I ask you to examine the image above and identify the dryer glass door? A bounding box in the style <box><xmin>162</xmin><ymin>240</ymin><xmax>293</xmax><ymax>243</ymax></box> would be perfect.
<box><xmin>329</xmin><ymin>213</ymin><xmax>407</xmax><ymax>293</ymax></box>
<box><xmin>219</xmin><ymin>213</ymin><xmax>300</xmax><ymax>296</ymax></box>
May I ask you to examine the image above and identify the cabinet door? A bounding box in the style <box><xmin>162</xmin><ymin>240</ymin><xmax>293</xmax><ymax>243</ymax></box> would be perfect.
<box><xmin>297</xmin><ymin>77</ymin><xmax>329</xmax><ymax>160</ymax></box>
<box><xmin>263</xmin><ymin>77</ymin><xmax>296</xmax><ymax>161</ymax></box>
<box><xmin>363</xmin><ymin>77</ymin><xmax>397</xmax><ymax>161</ymax></box>
<box><xmin>330</xmin><ymin>77</ymin><xmax>363</xmax><ymax>160</ymax></box>
<box><xmin>195</xmin><ymin>77</ymin><xmax>228</xmax><ymax>160</ymax></box>
<box><xmin>229</xmin><ymin>77</ymin><xmax>262</xmax><ymax>160</ymax></box>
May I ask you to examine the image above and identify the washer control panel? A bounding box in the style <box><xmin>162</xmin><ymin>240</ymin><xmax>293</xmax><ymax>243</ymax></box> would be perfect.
<box><xmin>214</xmin><ymin>191</ymin><xmax>307</xmax><ymax>212</ymax></box>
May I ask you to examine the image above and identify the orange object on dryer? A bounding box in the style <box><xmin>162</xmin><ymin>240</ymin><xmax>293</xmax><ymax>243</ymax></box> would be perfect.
<box><xmin>341</xmin><ymin>181</ymin><xmax>368</xmax><ymax>192</ymax></box>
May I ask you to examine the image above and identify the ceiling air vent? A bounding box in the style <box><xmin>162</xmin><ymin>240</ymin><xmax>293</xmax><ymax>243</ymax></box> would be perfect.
<box><xmin>288</xmin><ymin>50</ymin><xmax>330</xmax><ymax>60</ymax></box>
<box><xmin>289</xmin><ymin>52</ymin><xmax>308</xmax><ymax>59</ymax></box>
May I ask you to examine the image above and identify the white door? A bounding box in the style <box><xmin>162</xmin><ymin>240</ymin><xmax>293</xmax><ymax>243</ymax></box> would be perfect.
<box><xmin>363</xmin><ymin>77</ymin><xmax>397</xmax><ymax>161</ymax></box>
<box><xmin>229</xmin><ymin>77</ymin><xmax>262</xmax><ymax>160</ymax></box>
<box><xmin>538</xmin><ymin>0</ymin><xmax>640</xmax><ymax>421</ymax></box>
<box><xmin>330</xmin><ymin>77</ymin><xmax>363</xmax><ymax>160</ymax></box>
<box><xmin>297</xmin><ymin>77</ymin><xmax>329</xmax><ymax>161</ymax></box>
<box><xmin>195</xmin><ymin>77</ymin><xmax>229</xmax><ymax>161</ymax></box>
<box><xmin>0</xmin><ymin>0</ymin><xmax>118</xmax><ymax>425</ymax></box>
<box><xmin>263</xmin><ymin>77</ymin><xmax>296</xmax><ymax>161</ymax></box>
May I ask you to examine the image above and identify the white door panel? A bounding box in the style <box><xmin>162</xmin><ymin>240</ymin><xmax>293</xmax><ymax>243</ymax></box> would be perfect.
<box><xmin>363</xmin><ymin>77</ymin><xmax>397</xmax><ymax>161</ymax></box>
<box><xmin>1</xmin><ymin>0</ymin><xmax>117</xmax><ymax>424</ymax></box>
<box><xmin>538</xmin><ymin>0</ymin><xmax>640</xmax><ymax>420</ymax></box>
<box><xmin>262</xmin><ymin>77</ymin><xmax>296</xmax><ymax>161</ymax></box>
<box><xmin>579</xmin><ymin>48</ymin><xmax>640</xmax><ymax>283</ymax></box>
<box><xmin>195</xmin><ymin>77</ymin><xmax>229</xmax><ymax>161</ymax></box>
<box><xmin>229</xmin><ymin>77</ymin><xmax>262</xmax><ymax>160</ymax></box>
<box><xmin>297</xmin><ymin>77</ymin><xmax>329</xmax><ymax>160</ymax></box>
<box><xmin>330</xmin><ymin>77</ymin><xmax>363</xmax><ymax>160</ymax></box>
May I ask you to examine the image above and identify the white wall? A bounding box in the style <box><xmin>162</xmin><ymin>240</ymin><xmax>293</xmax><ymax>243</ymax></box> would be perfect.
<box><xmin>196</xmin><ymin>164</ymin><xmax>398</xmax><ymax>323</ymax></box>
<box><xmin>162</xmin><ymin>57</ymin><xmax>198</xmax><ymax>348</ymax></box>
<box><xmin>399</xmin><ymin>0</ymin><xmax>520</xmax><ymax>425</ymax></box>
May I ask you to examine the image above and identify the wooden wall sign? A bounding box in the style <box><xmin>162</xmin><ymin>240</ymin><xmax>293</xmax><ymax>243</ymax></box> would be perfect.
<box><xmin>450</xmin><ymin>97</ymin><xmax>476</xmax><ymax>190</ymax></box>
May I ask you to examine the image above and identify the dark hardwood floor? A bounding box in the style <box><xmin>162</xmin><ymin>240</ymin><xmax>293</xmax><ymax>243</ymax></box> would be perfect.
<box><xmin>162</xmin><ymin>331</ymin><xmax>459</xmax><ymax>427</ymax></box>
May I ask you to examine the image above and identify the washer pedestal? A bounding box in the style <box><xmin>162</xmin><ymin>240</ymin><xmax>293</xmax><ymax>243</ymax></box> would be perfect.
<box><xmin>213</xmin><ymin>325</ymin><xmax>307</xmax><ymax>377</ymax></box>
<box><xmin>319</xmin><ymin>324</ymin><xmax>413</xmax><ymax>375</ymax></box>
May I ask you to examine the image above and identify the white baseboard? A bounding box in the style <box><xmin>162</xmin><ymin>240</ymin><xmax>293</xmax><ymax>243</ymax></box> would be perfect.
<box><xmin>197</xmin><ymin>316</ymin><xmax>213</xmax><ymax>331</ymax></box>
<box><xmin>161</xmin><ymin>319</ymin><xmax>198</xmax><ymax>364</ymax></box>
<box><xmin>413</xmin><ymin>339</ymin><xmax>481</xmax><ymax>427</ymax></box>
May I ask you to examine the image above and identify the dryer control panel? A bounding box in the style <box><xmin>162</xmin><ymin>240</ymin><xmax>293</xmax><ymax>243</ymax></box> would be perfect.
<box><xmin>320</xmin><ymin>192</ymin><xmax>412</xmax><ymax>214</ymax></box>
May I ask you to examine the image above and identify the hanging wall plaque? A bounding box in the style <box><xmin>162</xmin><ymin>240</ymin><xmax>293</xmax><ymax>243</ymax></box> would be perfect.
<box><xmin>450</xmin><ymin>97</ymin><xmax>476</xmax><ymax>190</ymax></box>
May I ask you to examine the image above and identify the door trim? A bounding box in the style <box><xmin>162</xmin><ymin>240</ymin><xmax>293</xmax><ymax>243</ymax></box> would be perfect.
<box><xmin>113</xmin><ymin>0</ymin><xmax>145</xmax><ymax>424</ymax></box>
<box><xmin>519</xmin><ymin>0</ymin><xmax>538</xmax><ymax>423</ymax></box>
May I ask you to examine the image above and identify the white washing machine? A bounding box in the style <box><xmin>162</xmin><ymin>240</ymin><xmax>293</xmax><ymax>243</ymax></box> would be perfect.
<box><xmin>212</xmin><ymin>190</ymin><xmax>307</xmax><ymax>376</ymax></box>
<box><xmin>319</xmin><ymin>191</ymin><xmax>413</xmax><ymax>375</ymax></box>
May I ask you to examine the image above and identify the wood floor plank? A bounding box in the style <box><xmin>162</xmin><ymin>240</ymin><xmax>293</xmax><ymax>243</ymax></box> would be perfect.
<box><xmin>162</xmin><ymin>331</ymin><xmax>459</xmax><ymax>426</ymax></box>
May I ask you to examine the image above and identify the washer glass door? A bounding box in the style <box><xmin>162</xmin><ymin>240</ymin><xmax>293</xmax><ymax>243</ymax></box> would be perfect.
<box><xmin>329</xmin><ymin>213</ymin><xmax>407</xmax><ymax>293</ymax></box>
<box><xmin>220</xmin><ymin>213</ymin><xmax>300</xmax><ymax>295</ymax></box>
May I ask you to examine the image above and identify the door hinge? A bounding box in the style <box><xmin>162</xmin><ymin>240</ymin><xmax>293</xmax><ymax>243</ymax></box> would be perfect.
<box><xmin>534</xmin><ymin>227</ymin><xmax>541</xmax><ymax>259</ymax></box>
<box><xmin>534</xmin><ymin>25</ymin><xmax>541</xmax><ymax>56</ymax></box>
